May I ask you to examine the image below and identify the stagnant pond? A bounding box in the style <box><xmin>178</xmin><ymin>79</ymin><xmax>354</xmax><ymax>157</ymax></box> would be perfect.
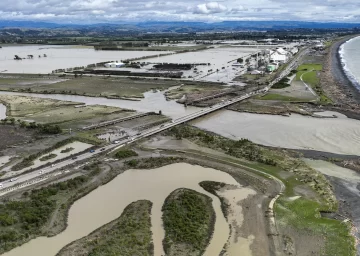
<box><xmin>2</xmin><ymin>163</ymin><xmax>256</xmax><ymax>256</ymax></box>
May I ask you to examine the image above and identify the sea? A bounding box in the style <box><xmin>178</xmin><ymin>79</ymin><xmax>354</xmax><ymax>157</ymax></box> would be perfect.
<box><xmin>339</xmin><ymin>36</ymin><xmax>360</xmax><ymax>90</ymax></box>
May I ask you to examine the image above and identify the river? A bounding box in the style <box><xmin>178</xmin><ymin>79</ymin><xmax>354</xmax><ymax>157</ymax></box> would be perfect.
<box><xmin>192</xmin><ymin>110</ymin><xmax>360</xmax><ymax>156</ymax></box>
<box><xmin>0</xmin><ymin>45</ymin><xmax>170</xmax><ymax>74</ymax></box>
<box><xmin>2</xmin><ymin>163</ymin><xmax>255</xmax><ymax>256</ymax></box>
<box><xmin>0</xmin><ymin>90</ymin><xmax>199</xmax><ymax>119</ymax></box>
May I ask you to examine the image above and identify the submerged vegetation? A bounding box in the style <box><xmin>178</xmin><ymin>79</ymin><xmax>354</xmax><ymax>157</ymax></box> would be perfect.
<box><xmin>11</xmin><ymin>138</ymin><xmax>93</xmax><ymax>172</ymax></box>
<box><xmin>162</xmin><ymin>188</ymin><xmax>215</xmax><ymax>256</ymax></box>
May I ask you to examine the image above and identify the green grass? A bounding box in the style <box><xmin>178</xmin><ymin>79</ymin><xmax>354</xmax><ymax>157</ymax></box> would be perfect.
<box><xmin>276</xmin><ymin>198</ymin><xmax>355</xmax><ymax>256</ymax></box>
<box><xmin>162</xmin><ymin>188</ymin><xmax>215</xmax><ymax>256</ymax></box>
<box><xmin>257</xmin><ymin>93</ymin><xmax>306</xmax><ymax>102</ymax></box>
<box><xmin>58</xmin><ymin>200</ymin><xmax>154</xmax><ymax>256</ymax></box>
<box><xmin>295</xmin><ymin>63</ymin><xmax>332</xmax><ymax>104</ymax></box>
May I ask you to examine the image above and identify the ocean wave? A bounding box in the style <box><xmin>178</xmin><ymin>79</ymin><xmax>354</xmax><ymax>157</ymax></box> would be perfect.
<box><xmin>339</xmin><ymin>37</ymin><xmax>360</xmax><ymax>91</ymax></box>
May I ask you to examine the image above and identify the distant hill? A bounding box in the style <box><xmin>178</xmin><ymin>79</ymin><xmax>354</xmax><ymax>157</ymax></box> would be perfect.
<box><xmin>0</xmin><ymin>20</ymin><xmax>359</xmax><ymax>31</ymax></box>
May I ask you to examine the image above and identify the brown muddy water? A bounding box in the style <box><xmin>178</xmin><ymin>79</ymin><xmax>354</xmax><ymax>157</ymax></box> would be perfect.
<box><xmin>192</xmin><ymin>110</ymin><xmax>360</xmax><ymax>156</ymax></box>
<box><xmin>2</xmin><ymin>163</ymin><xmax>255</xmax><ymax>256</ymax></box>
<box><xmin>0</xmin><ymin>45</ymin><xmax>171</xmax><ymax>74</ymax></box>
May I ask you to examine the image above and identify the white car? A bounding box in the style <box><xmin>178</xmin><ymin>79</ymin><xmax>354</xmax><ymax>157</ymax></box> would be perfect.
<box><xmin>39</xmin><ymin>171</ymin><xmax>43</xmax><ymax>174</ymax></box>
<box><xmin>0</xmin><ymin>183</ymin><xmax>3</xmax><ymax>188</ymax></box>
<box><xmin>10</xmin><ymin>178</ymin><xmax>17</xmax><ymax>182</ymax></box>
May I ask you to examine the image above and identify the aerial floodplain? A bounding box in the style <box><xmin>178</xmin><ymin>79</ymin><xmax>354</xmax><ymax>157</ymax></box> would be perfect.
<box><xmin>0</xmin><ymin>19</ymin><xmax>360</xmax><ymax>256</ymax></box>
<box><xmin>0</xmin><ymin>45</ymin><xmax>171</xmax><ymax>74</ymax></box>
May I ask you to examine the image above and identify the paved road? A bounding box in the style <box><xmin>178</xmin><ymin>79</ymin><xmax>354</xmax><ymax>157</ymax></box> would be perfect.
<box><xmin>0</xmin><ymin>48</ymin><xmax>306</xmax><ymax>194</ymax></box>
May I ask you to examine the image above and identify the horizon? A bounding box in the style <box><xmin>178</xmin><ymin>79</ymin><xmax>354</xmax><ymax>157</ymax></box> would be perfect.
<box><xmin>0</xmin><ymin>0</ymin><xmax>360</xmax><ymax>24</ymax></box>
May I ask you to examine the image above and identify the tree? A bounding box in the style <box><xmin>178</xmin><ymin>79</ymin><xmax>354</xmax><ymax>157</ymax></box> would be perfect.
<box><xmin>237</xmin><ymin>58</ymin><xmax>244</xmax><ymax>63</ymax></box>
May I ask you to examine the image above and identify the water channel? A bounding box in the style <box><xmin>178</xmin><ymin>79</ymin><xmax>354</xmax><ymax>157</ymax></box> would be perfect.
<box><xmin>2</xmin><ymin>163</ymin><xmax>255</xmax><ymax>256</ymax></box>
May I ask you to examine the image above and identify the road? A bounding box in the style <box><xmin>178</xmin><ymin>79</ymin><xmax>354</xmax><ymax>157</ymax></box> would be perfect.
<box><xmin>0</xmin><ymin>48</ymin><xmax>306</xmax><ymax>194</ymax></box>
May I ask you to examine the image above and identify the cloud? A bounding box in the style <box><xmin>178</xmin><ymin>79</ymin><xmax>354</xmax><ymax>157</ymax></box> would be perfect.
<box><xmin>194</xmin><ymin>2</ymin><xmax>227</xmax><ymax>14</ymax></box>
<box><xmin>0</xmin><ymin>0</ymin><xmax>359</xmax><ymax>23</ymax></box>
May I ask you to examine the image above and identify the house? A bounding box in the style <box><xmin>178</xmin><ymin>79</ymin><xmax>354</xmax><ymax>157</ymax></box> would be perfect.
<box><xmin>290</xmin><ymin>47</ymin><xmax>299</xmax><ymax>55</ymax></box>
<box><xmin>104</xmin><ymin>62</ymin><xmax>125</xmax><ymax>68</ymax></box>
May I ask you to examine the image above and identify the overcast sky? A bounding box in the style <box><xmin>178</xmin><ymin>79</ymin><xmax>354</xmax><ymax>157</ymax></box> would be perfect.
<box><xmin>0</xmin><ymin>0</ymin><xmax>359</xmax><ymax>23</ymax></box>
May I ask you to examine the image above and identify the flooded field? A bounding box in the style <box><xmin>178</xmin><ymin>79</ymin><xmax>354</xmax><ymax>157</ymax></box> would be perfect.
<box><xmin>2</xmin><ymin>163</ymin><xmax>255</xmax><ymax>256</ymax></box>
<box><xmin>2</xmin><ymin>141</ymin><xmax>92</xmax><ymax>178</ymax></box>
<box><xmin>0</xmin><ymin>155</ymin><xmax>11</xmax><ymax>168</ymax></box>
<box><xmin>0</xmin><ymin>104</ymin><xmax>6</xmax><ymax>119</ymax></box>
<box><xmin>142</xmin><ymin>47</ymin><xmax>258</xmax><ymax>64</ymax></box>
<box><xmin>0</xmin><ymin>90</ymin><xmax>199</xmax><ymax>119</ymax></box>
<box><xmin>0</xmin><ymin>45</ymin><xmax>170</xmax><ymax>74</ymax></box>
<box><xmin>141</xmin><ymin>47</ymin><xmax>260</xmax><ymax>83</ymax></box>
<box><xmin>192</xmin><ymin>110</ymin><xmax>360</xmax><ymax>156</ymax></box>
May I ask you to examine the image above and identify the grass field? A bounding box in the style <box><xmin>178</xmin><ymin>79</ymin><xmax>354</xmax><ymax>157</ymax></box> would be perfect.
<box><xmin>57</xmin><ymin>200</ymin><xmax>154</xmax><ymax>256</ymax></box>
<box><xmin>295</xmin><ymin>64</ymin><xmax>332</xmax><ymax>104</ymax></box>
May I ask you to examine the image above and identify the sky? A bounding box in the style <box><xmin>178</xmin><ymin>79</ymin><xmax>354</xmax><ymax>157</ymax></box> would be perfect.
<box><xmin>0</xmin><ymin>0</ymin><xmax>360</xmax><ymax>23</ymax></box>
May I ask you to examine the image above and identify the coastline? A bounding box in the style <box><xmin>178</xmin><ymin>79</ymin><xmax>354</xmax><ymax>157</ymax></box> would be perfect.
<box><xmin>323</xmin><ymin>35</ymin><xmax>360</xmax><ymax>104</ymax></box>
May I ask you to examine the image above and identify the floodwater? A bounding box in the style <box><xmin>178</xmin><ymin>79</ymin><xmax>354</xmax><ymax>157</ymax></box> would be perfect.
<box><xmin>0</xmin><ymin>103</ymin><xmax>6</xmax><ymax>119</ymax></box>
<box><xmin>218</xmin><ymin>187</ymin><xmax>256</xmax><ymax>256</ymax></box>
<box><xmin>0</xmin><ymin>45</ymin><xmax>170</xmax><ymax>74</ymax></box>
<box><xmin>2</xmin><ymin>163</ymin><xmax>255</xmax><ymax>256</ymax></box>
<box><xmin>30</xmin><ymin>141</ymin><xmax>92</xmax><ymax>169</ymax></box>
<box><xmin>0</xmin><ymin>155</ymin><xmax>11</xmax><ymax>168</ymax></box>
<box><xmin>141</xmin><ymin>47</ymin><xmax>260</xmax><ymax>83</ymax></box>
<box><xmin>2</xmin><ymin>141</ymin><xmax>93</xmax><ymax>179</ymax></box>
<box><xmin>192</xmin><ymin>110</ymin><xmax>360</xmax><ymax>156</ymax></box>
<box><xmin>0</xmin><ymin>90</ymin><xmax>199</xmax><ymax>119</ymax></box>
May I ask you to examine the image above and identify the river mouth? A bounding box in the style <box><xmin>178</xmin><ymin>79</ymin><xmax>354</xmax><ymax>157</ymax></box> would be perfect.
<box><xmin>2</xmin><ymin>163</ymin><xmax>256</xmax><ymax>256</ymax></box>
